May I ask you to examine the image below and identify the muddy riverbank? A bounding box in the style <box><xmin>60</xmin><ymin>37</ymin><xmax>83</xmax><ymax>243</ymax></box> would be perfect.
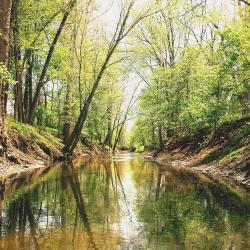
<box><xmin>150</xmin><ymin>155</ymin><xmax>250</xmax><ymax>190</ymax></box>
<box><xmin>0</xmin><ymin>119</ymin><xmax>107</xmax><ymax>179</ymax></box>
<box><xmin>143</xmin><ymin>118</ymin><xmax>250</xmax><ymax>190</ymax></box>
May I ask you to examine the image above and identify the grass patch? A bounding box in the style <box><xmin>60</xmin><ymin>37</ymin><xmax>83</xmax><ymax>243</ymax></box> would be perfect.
<box><xmin>219</xmin><ymin>146</ymin><xmax>247</xmax><ymax>165</ymax></box>
<box><xmin>201</xmin><ymin>121</ymin><xmax>250</xmax><ymax>165</ymax></box>
<box><xmin>217</xmin><ymin>122</ymin><xmax>250</xmax><ymax>164</ymax></box>
<box><xmin>7</xmin><ymin>118</ymin><xmax>63</xmax><ymax>155</ymax></box>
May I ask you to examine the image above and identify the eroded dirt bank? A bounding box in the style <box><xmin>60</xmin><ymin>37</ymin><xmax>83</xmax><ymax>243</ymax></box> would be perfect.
<box><xmin>151</xmin><ymin>117</ymin><xmax>250</xmax><ymax>189</ymax></box>
<box><xmin>0</xmin><ymin>119</ymin><xmax>107</xmax><ymax>179</ymax></box>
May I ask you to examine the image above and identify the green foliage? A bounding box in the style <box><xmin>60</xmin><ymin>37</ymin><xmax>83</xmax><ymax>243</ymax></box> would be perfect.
<box><xmin>7</xmin><ymin>118</ymin><xmax>63</xmax><ymax>155</ymax></box>
<box><xmin>134</xmin><ymin>144</ymin><xmax>144</xmax><ymax>153</ymax></box>
<box><xmin>131</xmin><ymin>8</ymin><xmax>250</xmax><ymax>149</ymax></box>
<box><xmin>218</xmin><ymin>122</ymin><xmax>250</xmax><ymax>164</ymax></box>
<box><xmin>0</xmin><ymin>64</ymin><xmax>15</xmax><ymax>85</ymax></box>
<box><xmin>5</xmin><ymin>0</ymin><xmax>250</xmax><ymax>155</ymax></box>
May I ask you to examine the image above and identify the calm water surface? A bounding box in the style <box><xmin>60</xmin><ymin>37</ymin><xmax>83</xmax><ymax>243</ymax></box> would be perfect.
<box><xmin>0</xmin><ymin>153</ymin><xmax>250</xmax><ymax>250</ymax></box>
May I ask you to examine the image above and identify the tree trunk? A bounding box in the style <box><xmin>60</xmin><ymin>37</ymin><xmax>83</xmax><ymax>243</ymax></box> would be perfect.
<box><xmin>63</xmin><ymin>82</ymin><xmax>72</xmax><ymax>144</ymax></box>
<box><xmin>112</xmin><ymin>124</ymin><xmax>124</xmax><ymax>154</ymax></box>
<box><xmin>24</xmin><ymin>49</ymin><xmax>33</xmax><ymax>121</ymax></box>
<box><xmin>63</xmin><ymin>44</ymin><xmax>118</xmax><ymax>155</ymax></box>
<box><xmin>158</xmin><ymin>124</ymin><xmax>164</xmax><ymax>151</ymax></box>
<box><xmin>27</xmin><ymin>0</ymin><xmax>76</xmax><ymax>124</ymax></box>
<box><xmin>0</xmin><ymin>0</ymin><xmax>12</xmax><ymax>156</ymax></box>
<box><xmin>13</xmin><ymin>0</ymin><xmax>24</xmax><ymax>122</ymax></box>
<box><xmin>104</xmin><ymin>104</ymin><xmax>113</xmax><ymax>147</ymax></box>
<box><xmin>43</xmin><ymin>86</ymin><xmax>48</xmax><ymax>126</ymax></box>
<box><xmin>63</xmin><ymin>15</ymin><xmax>76</xmax><ymax>145</ymax></box>
<box><xmin>57</xmin><ymin>82</ymin><xmax>62</xmax><ymax>132</ymax></box>
<box><xmin>4</xmin><ymin>40</ymin><xmax>12</xmax><ymax>115</ymax></box>
<box><xmin>239</xmin><ymin>92</ymin><xmax>250</xmax><ymax>116</ymax></box>
<box><xmin>238</xmin><ymin>81</ymin><xmax>250</xmax><ymax>116</ymax></box>
<box><xmin>152</xmin><ymin>123</ymin><xmax>155</xmax><ymax>144</ymax></box>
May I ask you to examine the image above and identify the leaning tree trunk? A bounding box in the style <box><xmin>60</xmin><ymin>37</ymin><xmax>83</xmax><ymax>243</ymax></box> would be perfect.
<box><xmin>63</xmin><ymin>16</ymin><xmax>76</xmax><ymax>145</ymax></box>
<box><xmin>63</xmin><ymin>0</ymin><xmax>144</xmax><ymax>155</ymax></box>
<box><xmin>0</xmin><ymin>0</ymin><xmax>12</xmax><ymax>156</ymax></box>
<box><xmin>27</xmin><ymin>0</ymin><xmax>76</xmax><ymax>124</ymax></box>
<box><xmin>63</xmin><ymin>43</ymin><xmax>118</xmax><ymax>155</ymax></box>
<box><xmin>112</xmin><ymin>124</ymin><xmax>124</xmax><ymax>154</ymax></box>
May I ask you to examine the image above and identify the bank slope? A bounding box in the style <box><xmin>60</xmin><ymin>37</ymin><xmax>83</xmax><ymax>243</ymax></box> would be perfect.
<box><xmin>155</xmin><ymin>117</ymin><xmax>250</xmax><ymax>188</ymax></box>
<box><xmin>0</xmin><ymin>119</ymin><xmax>106</xmax><ymax>178</ymax></box>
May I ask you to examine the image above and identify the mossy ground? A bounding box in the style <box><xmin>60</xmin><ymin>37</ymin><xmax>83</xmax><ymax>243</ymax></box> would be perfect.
<box><xmin>7</xmin><ymin>118</ymin><xmax>63</xmax><ymax>161</ymax></box>
<box><xmin>0</xmin><ymin>118</ymin><xmax>108</xmax><ymax>178</ymax></box>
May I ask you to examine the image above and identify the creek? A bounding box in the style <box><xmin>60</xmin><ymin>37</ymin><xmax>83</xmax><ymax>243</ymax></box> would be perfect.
<box><xmin>0</xmin><ymin>153</ymin><xmax>249</xmax><ymax>249</ymax></box>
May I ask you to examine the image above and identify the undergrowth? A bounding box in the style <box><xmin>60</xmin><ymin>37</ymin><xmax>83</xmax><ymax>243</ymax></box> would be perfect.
<box><xmin>7</xmin><ymin>118</ymin><xmax>63</xmax><ymax>155</ymax></box>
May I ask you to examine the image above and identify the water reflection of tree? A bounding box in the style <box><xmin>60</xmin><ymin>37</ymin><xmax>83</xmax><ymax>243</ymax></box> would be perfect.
<box><xmin>62</xmin><ymin>161</ymin><xmax>98</xmax><ymax>250</ymax></box>
<box><xmin>114</xmin><ymin>161</ymin><xmax>134</xmax><ymax>224</ymax></box>
<box><xmin>134</xmin><ymin>164</ymin><xmax>250</xmax><ymax>249</ymax></box>
<box><xmin>0</xmin><ymin>192</ymin><xmax>40</xmax><ymax>250</ymax></box>
<box><xmin>0</xmin><ymin>160</ymin><xmax>103</xmax><ymax>249</ymax></box>
<box><xmin>0</xmin><ymin>157</ymin><xmax>249</xmax><ymax>249</ymax></box>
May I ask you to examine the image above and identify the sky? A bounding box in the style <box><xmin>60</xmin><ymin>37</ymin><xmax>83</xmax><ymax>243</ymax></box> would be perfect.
<box><xmin>99</xmin><ymin>0</ymin><xmax>237</xmax><ymax>26</ymax></box>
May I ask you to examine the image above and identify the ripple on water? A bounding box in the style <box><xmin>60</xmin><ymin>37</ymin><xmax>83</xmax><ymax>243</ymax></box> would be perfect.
<box><xmin>0</xmin><ymin>154</ymin><xmax>249</xmax><ymax>249</ymax></box>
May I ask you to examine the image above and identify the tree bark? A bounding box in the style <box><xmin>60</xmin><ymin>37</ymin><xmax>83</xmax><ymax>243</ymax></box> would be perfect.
<box><xmin>63</xmin><ymin>14</ymin><xmax>76</xmax><ymax>145</ymax></box>
<box><xmin>112</xmin><ymin>124</ymin><xmax>124</xmax><ymax>154</ymax></box>
<box><xmin>24</xmin><ymin>49</ymin><xmax>33</xmax><ymax>121</ymax></box>
<box><xmin>12</xmin><ymin>0</ymin><xmax>24</xmax><ymax>122</ymax></box>
<box><xmin>0</xmin><ymin>0</ymin><xmax>12</xmax><ymax>156</ymax></box>
<box><xmin>63</xmin><ymin>82</ymin><xmax>72</xmax><ymax>144</ymax></box>
<box><xmin>63</xmin><ymin>43</ymin><xmax>118</xmax><ymax>155</ymax></box>
<box><xmin>27</xmin><ymin>0</ymin><xmax>76</xmax><ymax>124</ymax></box>
<box><xmin>158</xmin><ymin>124</ymin><xmax>164</xmax><ymax>151</ymax></box>
<box><xmin>104</xmin><ymin>104</ymin><xmax>113</xmax><ymax>147</ymax></box>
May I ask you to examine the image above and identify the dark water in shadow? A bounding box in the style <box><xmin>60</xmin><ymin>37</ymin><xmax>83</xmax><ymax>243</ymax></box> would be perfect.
<box><xmin>0</xmin><ymin>153</ymin><xmax>250</xmax><ymax>249</ymax></box>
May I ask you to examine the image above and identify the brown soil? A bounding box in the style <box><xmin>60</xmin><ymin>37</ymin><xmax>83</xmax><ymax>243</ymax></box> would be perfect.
<box><xmin>153</xmin><ymin>117</ymin><xmax>250</xmax><ymax>189</ymax></box>
<box><xmin>0</xmin><ymin>132</ymin><xmax>53</xmax><ymax>179</ymax></box>
<box><xmin>0</xmin><ymin>123</ymin><xmax>107</xmax><ymax>179</ymax></box>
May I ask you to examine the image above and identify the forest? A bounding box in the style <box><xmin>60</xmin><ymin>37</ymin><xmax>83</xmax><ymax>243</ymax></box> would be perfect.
<box><xmin>0</xmin><ymin>0</ymin><xmax>250</xmax><ymax>249</ymax></box>
<box><xmin>0</xmin><ymin>0</ymin><xmax>249</xmax><ymax>157</ymax></box>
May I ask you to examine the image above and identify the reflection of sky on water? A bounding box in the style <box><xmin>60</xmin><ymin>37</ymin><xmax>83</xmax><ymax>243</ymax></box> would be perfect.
<box><xmin>0</xmin><ymin>154</ymin><xmax>250</xmax><ymax>249</ymax></box>
<box><xmin>113</xmin><ymin>153</ymin><xmax>137</xmax><ymax>162</ymax></box>
<box><xmin>112</xmin><ymin>162</ymin><xmax>145</xmax><ymax>248</ymax></box>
